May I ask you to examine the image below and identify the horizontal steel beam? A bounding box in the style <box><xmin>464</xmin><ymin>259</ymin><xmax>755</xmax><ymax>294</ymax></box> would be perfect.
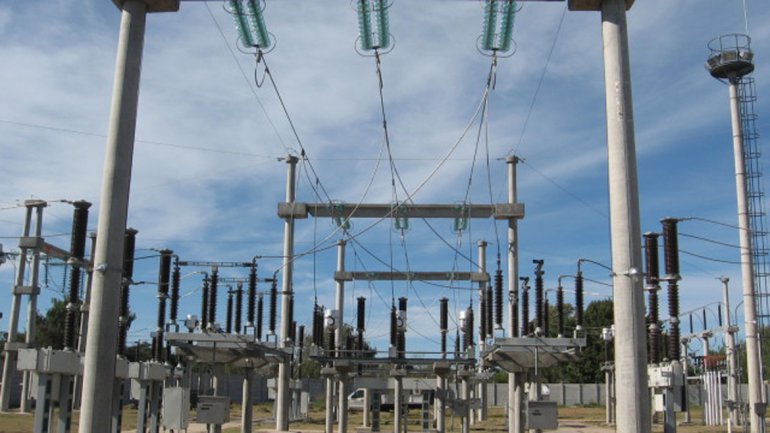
<box><xmin>278</xmin><ymin>202</ymin><xmax>524</xmax><ymax>220</ymax></box>
<box><xmin>177</xmin><ymin>261</ymin><xmax>253</xmax><ymax>268</ymax></box>
<box><xmin>335</xmin><ymin>271</ymin><xmax>489</xmax><ymax>282</ymax></box>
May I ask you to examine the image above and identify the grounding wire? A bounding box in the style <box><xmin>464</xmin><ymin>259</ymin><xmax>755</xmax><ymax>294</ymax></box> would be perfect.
<box><xmin>679</xmin><ymin>249</ymin><xmax>743</xmax><ymax>266</ymax></box>
<box><xmin>521</xmin><ymin>159</ymin><xmax>608</xmax><ymax>218</ymax></box>
<box><xmin>507</xmin><ymin>3</ymin><xmax>567</xmax><ymax>158</ymax></box>
<box><xmin>679</xmin><ymin>232</ymin><xmax>744</xmax><ymax>250</ymax></box>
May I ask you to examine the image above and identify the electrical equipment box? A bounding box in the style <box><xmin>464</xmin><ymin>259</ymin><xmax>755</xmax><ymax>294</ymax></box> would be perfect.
<box><xmin>648</xmin><ymin>363</ymin><xmax>684</xmax><ymax>388</ymax></box>
<box><xmin>162</xmin><ymin>387</ymin><xmax>190</xmax><ymax>430</ymax></box>
<box><xmin>128</xmin><ymin>361</ymin><xmax>167</xmax><ymax>381</ymax></box>
<box><xmin>114</xmin><ymin>357</ymin><xmax>130</xmax><ymax>379</ymax></box>
<box><xmin>526</xmin><ymin>401</ymin><xmax>558</xmax><ymax>430</ymax></box>
<box><xmin>197</xmin><ymin>396</ymin><xmax>230</xmax><ymax>424</ymax></box>
<box><xmin>17</xmin><ymin>348</ymin><xmax>81</xmax><ymax>375</ymax></box>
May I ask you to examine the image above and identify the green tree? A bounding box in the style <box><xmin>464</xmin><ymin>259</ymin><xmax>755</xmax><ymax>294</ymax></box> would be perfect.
<box><xmin>35</xmin><ymin>297</ymin><xmax>68</xmax><ymax>350</ymax></box>
<box><xmin>541</xmin><ymin>299</ymin><xmax>614</xmax><ymax>383</ymax></box>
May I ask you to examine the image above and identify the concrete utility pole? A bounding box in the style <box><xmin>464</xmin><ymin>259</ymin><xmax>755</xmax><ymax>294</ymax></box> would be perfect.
<box><xmin>79</xmin><ymin>1</ymin><xmax>179</xmax><ymax>432</ymax></box>
<box><xmin>336</xmin><ymin>240</ymin><xmax>348</xmax><ymax>433</ymax></box>
<box><xmin>569</xmin><ymin>1</ymin><xmax>649</xmax><ymax>432</ymax></box>
<box><xmin>277</xmin><ymin>155</ymin><xmax>298</xmax><ymax>431</ymax></box>
<box><xmin>477</xmin><ymin>240</ymin><xmax>488</xmax><ymax>423</ymax></box>
<box><xmin>506</xmin><ymin>156</ymin><xmax>524</xmax><ymax>433</ymax></box>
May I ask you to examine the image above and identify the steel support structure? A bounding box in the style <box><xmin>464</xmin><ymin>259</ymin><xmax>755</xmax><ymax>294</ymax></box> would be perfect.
<box><xmin>0</xmin><ymin>201</ymin><xmax>44</xmax><ymax>412</ymax></box>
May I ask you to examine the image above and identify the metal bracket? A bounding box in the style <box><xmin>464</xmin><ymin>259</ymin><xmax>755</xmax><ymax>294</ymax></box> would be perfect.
<box><xmin>111</xmin><ymin>0</ymin><xmax>180</xmax><ymax>13</ymax></box>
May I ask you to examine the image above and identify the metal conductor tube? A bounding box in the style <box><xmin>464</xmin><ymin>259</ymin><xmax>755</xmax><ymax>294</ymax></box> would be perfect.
<box><xmin>64</xmin><ymin>200</ymin><xmax>91</xmax><ymax>351</ymax></box>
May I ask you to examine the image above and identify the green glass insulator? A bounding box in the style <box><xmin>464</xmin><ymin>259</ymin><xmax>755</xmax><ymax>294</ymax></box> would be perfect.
<box><xmin>499</xmin><ymin>1</ymin><xmax>516</xmax><ymax>52</ymax></box>
<box><xmin>482</xmin><ymin>0</ymin><xmax>498</xmax><ymax>51</ymax></box>
<box><xmin>231</xmin><ymin>0</ymin><xmax>255</xmax><ymax>48</ymax></box>
<box><xmin>357</xmin><ymin>0</ymin><xmax>374</xmax><ymax>51</ymax></box>
<box><xmin>246</xmin><ymin>0</ymin><xmax>271</xmax><ymax>49</ymax></box>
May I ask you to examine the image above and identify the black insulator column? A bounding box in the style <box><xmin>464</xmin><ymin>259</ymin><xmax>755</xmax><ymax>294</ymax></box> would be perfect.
<box><xmin>64</xmin><ymin>200</ymin><xmax>90</xmax><ymax>351</ymax></box>
<box><xmin>170</xmin><ymin>260</ymin><xmax>180</xmax><ymax>325</ymax></box>
<box><xmin>247</xmin><ymin>266</ymin><xmax>257</xmax><ymax>326</ymax></box>
<box><xmin>288</xmin><ymin>295</ymin><xmax>295</xmax><ymax>343</ymax></box>
<box><xmin>269</xmin><ymin>279</ymin><xmax>277</xmax><ymax>335</ymax></box>
<box><xmin>533</xmin><ymin>260</ymin><xmax>545</xmax><ymax>334</ymax></box>
<box><xmin>398</xmin><ymin>297</ymin><xmax>407</xmax><ymax>359</ymax></box>
<box><xmin>390</xmin><ymin>304</ymin><xmax>397</xmax><ymax>348</ymax></box>
<box><xmin>118</xmin><ymin>228</ymin><xmax>137</xmax><ymax>356</ymax></box>
<box><xmin>154</xmin><ymin>249</ymin><xmax>172</xmax><ymax>362</ymax></box>
<box><xmin>290</xmin><ymin>321</ymin><xmax>297</xmax><ymax>343</ymax></box>
<box><xmin>454</xmin><ymin>330</ymin><xmax>460</xmax><ymax>357</ymax></box>
<box><xmin>467</xmin><ymin>307</ymin><xmax>474</xmax><ymax>349</ymax></box>
<box><xmin>479</xmin><ymin>289</ymin><xmax>487</xmax><ymax>341</ymax></box>
<box><xmin>520</xmin><ymin>277</ymin><xmax>530</xmax><ymax>336</ymax></box>
<box><xmin>575</xmin><ymin>272</ymin><xmax>584</xmax><ymax>331</ymax></box>
<box><xmin>257</xmin><ymin>293</ymin><xmax>264</xmax><ymax>341</ymax></box>
<box><xmin>556</xmin><ymin>284</ymin><xmax>564</xmax><ymax>337</ymax></box>
<box><xmin>201</xmin><ymin>275</ymin><xmax>210</xmax><ymax>330</ymax></box>
<box><xmin>662</xmin><ymin>218</ymin><xmax>681</xmax><ymax>360</ymax></box>
<box><xmin>644</xmin><ymin>232</ymin><xmax>661</xmax><ymax>364</ymax></box>
<box><xmin>439</xmin><ymin>297</ymin><xmax>448</xmax><ymax>357</ymax></box>
<box><xmin>356</xmin><ymin>297</ymin><xmax>366</xmax><ymax>355</ymax></box>
<box><xmin>235</xmin><ymin>283</ymin><xmax>243</xmax><ymax>334</ymax></box>
<box><xmin>494</xmin><ymin>269</ymin><xmax>503</xmax><ymax>328</ymax></box>
<box><xmin>512</xmin><ymin>276</ymin><xmax>519</xmax><ymax>338</ymax></box>
<box><xmin>226</xmin><ymin>288</ymin><xmax>234</xmax><ymax>334</ymax></box>
<box><xmin>485</xmin><ymin>286</ymin><xmax>493</xmax><ymax>338</ymax></box>
<box><xmin>209</xmin><ymin>268</ymin><xmax>219</xmax><ymax>327</ymax></box>
<box><xmin>312</xmin><ymin>303</ymin><xmax>322</xmax><ymax>346</ymax></box>
<box><xmin>326</xmin><ymin>326</ymin><xmax>335</xmax><ymax>356</ymax></box>
<box><xmin>543</xmin><ymin>293</ymin><xmax>550</xmax><ymax>337</ymax></box>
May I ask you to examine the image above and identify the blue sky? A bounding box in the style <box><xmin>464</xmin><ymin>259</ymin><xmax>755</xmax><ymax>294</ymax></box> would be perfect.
<box><xmin>0</xmin><ymin>0</ymin><xmax>769</xmax><ymax>356</ymax></box>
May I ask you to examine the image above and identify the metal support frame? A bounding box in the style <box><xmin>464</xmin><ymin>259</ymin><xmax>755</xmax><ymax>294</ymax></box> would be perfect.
<box><xmin>0</xmin><ymin>200</ymin><xmax>45</xmax><ymax>413</ymax></box>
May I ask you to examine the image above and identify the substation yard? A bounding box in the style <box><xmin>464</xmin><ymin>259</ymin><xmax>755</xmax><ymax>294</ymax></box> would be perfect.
<box><xmin>0</xmin><ymin>405</ymin><xmax>735</xmax><ymax>433</ymax></box>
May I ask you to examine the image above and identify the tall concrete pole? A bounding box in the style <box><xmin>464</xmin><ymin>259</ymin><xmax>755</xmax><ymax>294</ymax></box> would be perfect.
<box><xmin>600</xmin><ymin>1</ymin><xmax>650</xmax><ymax>432</ymax></box>
<box><xmin>78</xmin><ymin>2</ymin><xmax>147</xmax><ymax>431</ymax></box>
<box><xmin>728</xmin><ymin>77</ymin><xmax>766</xmax><ymax>433</ymax></box>
<box><xmin>277</xmin><ymin>155</ymin><xmax>298</xmax><ymax>431</ymax></box>
<box><xmin>242</xmin><ymin>368</ymin><xmax>255</xmax><ymax>433</ymax></box>
<box><xmin>721</xmin><ymin>277</ymin><xmax>740</xmax><ymax>424</ymax></box>
<box><xmin>0</xmin><ymin>202</ymin><xmax>35</xmax><ymax>412</ymax></box>
<box><xmin>506</xmin><ymin>156</ymin><xmax>524</xmax><ymax>433</ymax></box>
<box><xmin>477</xmin><ymin>240</ymin><xmax>488</xmax><ymax>422</ymax></box>
<box><xmin>335</xmin><ymin>240</ymin><xmax>347</xmax><ymax>433</ymax></box>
